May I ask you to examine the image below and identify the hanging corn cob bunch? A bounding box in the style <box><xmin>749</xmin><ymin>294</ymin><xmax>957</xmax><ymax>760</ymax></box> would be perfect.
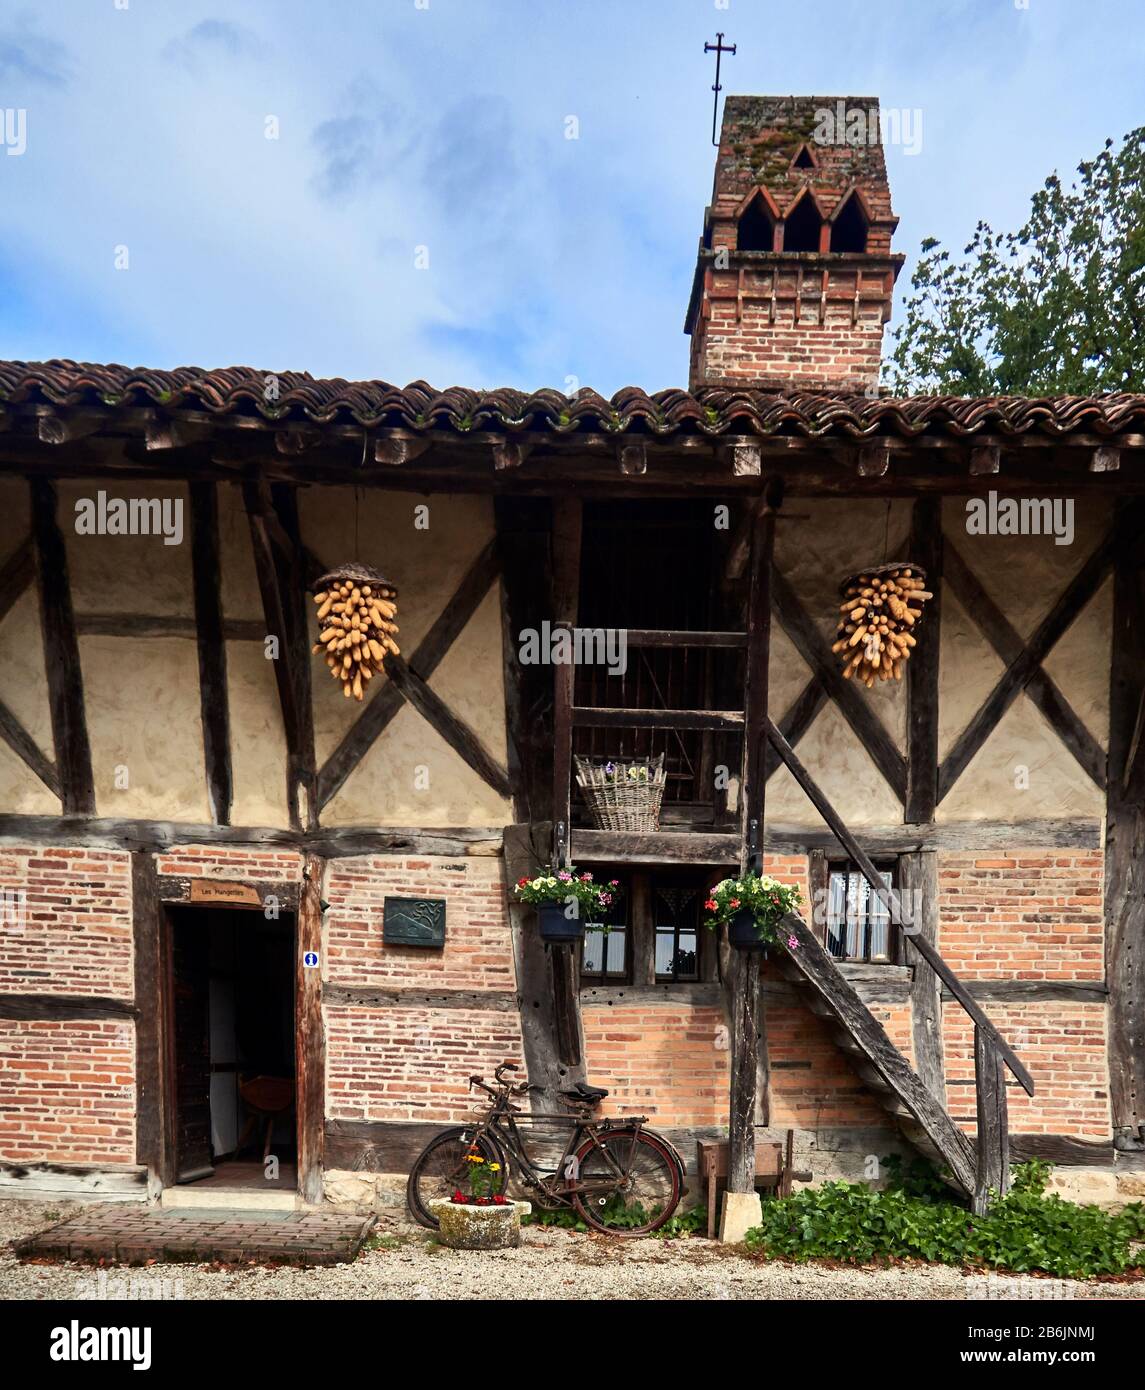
<box><xmin>831</xmin><ymin>563</ymin><xmax>933</xmax><ymax>689</ymax></box>
<box><xmin>311</xmin><ymin>564</ymin><xmax>399</xmax><ymax>701</ymax></box>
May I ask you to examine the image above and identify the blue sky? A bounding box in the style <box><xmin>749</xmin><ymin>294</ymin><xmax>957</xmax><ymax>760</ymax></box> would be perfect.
<box><xmin>1</xmin><ymin>0</ymin><xmax>1143</xmax><ymax>393</ymax></box>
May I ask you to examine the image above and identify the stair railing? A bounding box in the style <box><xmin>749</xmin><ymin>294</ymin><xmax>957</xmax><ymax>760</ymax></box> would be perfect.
<box><xmin>765</xmin><ymin>717</ymin><xmax>1032</xmax><ymax>1214</ymax></box>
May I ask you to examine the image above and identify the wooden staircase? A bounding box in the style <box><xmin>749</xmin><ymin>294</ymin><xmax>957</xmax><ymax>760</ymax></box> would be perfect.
<box><xmin>777</xmin><ymin>912</ymin><xmax>978</xmax><ymax>1194</ymax></box>
<box><xmin>765</xmin><ymin>718</ymin><xmax>1035</xmax><ymax>1212</ymax></box>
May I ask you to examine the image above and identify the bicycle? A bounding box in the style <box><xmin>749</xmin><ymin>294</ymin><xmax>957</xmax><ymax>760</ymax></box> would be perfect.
<box><xmin>406</xmin><ymin>1062</ymin><xmax>687</xmax><ymax>1236</ymax></box>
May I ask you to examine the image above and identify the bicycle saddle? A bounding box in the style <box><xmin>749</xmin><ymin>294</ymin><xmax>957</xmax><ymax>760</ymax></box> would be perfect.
<box><xmin>560</xmin><ymin>1080</ymin><xmax>610</xmax><ymax>1102</ymax></box>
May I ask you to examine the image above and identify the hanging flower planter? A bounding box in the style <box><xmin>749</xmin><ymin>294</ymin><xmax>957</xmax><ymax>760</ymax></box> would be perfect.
<box><xmin>727</xmin><ymin>908</ymin><xmax>769</xmax><ymax>953</ymax></box>
<box><xmin>537</xmin><ymin>903</ymin><xmax>584</xmax><ymax>942</ymax></box>
<box><xmin>311</xmin><ymin>563</ymin><xmax>400</xmax><ymax>701</ymax></box>
<box><xmin>512</xmin><ymin>868</ymin><xmax>620</xmax><ymax>945</ymax></box>
<box><xmin>703</xmin><ymin>874</ymin><xmax>804</xmax><ymax>952</ymax></box>
<box><xmin>831</xmin><ymin>563</ymin><xmax>933</xmax><ymax>690</ymax></box>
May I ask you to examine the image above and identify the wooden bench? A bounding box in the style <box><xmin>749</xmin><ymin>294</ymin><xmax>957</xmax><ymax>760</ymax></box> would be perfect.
<box><xmin>697</xmin><ymin>1131</ymin><xmax>796</xmax><ymax>1239</ymax></box>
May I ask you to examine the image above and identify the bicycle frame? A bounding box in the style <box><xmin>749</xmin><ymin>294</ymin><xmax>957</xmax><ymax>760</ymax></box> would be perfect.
<box><xmin>459</xmin><ymin>1087</ymin><xmax>651</xmax><ymax>1208</ymax></box>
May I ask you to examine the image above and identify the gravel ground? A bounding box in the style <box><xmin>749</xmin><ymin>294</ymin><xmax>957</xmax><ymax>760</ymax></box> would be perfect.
<box><xmin>2</xmin><ymin>1199</ymin><xmax>1142</xmax><ymax>1302</ymax></box>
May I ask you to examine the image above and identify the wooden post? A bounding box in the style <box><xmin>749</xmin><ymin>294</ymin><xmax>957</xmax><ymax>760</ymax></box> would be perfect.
<box><xmin>1106</xmin><ymin>498</ymin><xmax>1145</xmax><ymax>1149</ymax></box>
<box><xmin>973</xmin><ymin>1026</ymin><xmax>1009</xmax><ymax>1215</ymax></box>
<box><xmin>189</xmin><ymin>482</ymin><xmax>232</xmax><ymax>825</ymax></box>
<box><xmin>906</xmin><ymin>497</ymin><xmax>942</xmax><ymax>823</ymax></box>
<box><xmin>505</xmin><ymin>822</ymin><xmax>587</xmax><ymax>1109</ymax></box>
<box><xmin>296</xmin><ymin>852</ymin><xmax>326</xmax><ymax>1205</ymax></box>
<box><xmin>548</xmin><ymin>501</ymin><xmax>584</xmax><ymax>1067</ymax></box>
<box><xmin>726</xmin><ymin>483</ymin><xmax>779</xmax><ymax>1197</ymax></box>
<box><xmin>629</xmin><ymin>873</ymin><xmax>655</xmax><ymax>987</ymax></box>
<box><xmin>901</xmin><ymin>849</ymin><xmax>945</xmax><ymax>1106</ymax></box>
<box><xmin>30</xmin><ymin>478</ymin><xmax>94</xmax><ymax>814</ymax></box>
<box><xmin>550</xmin><ymin>501</ymin><xmax>583</xmax><ymax>868</ymax></box>
<box><xmin>132</xmin><ymin>851</ymin><xmax>172</xmax><ymax>1197</ymax></box>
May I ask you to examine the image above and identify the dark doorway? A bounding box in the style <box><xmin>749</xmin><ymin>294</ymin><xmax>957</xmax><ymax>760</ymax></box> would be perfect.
<box><xmin>165</xmin><ymin>906</ymin><xmax>297</xmax><ymax>1189</ymax></box>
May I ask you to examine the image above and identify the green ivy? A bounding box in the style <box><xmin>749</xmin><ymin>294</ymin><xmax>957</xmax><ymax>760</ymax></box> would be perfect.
<box><xmin>743</xmin><ymin>1162</ymin><xmax>1145</xmax><ymax>1280</ymax></box>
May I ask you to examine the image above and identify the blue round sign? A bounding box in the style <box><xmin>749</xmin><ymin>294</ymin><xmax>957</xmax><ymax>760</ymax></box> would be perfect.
<box><xmin>303</xmin><ymin>950</ymin><xmax>319</xmax><ymax>968</ymax></box>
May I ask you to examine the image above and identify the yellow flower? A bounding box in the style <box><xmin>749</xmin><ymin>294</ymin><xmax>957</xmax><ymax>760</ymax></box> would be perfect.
<box><xmin>464</xmin><ymin>1153</ymin><xmax>483</xmax><ymax>1163</ymax></box>
<box><xmin>489</xmin><ymin>1163</ymin><xmax>501</xmax><ymax>1172</ymax></box>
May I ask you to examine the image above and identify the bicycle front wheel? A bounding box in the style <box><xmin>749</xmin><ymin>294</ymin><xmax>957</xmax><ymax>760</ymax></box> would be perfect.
<box><xmin>406</xmin><ymin>1127</ymin><xmax>508</xmax><ymax>1230</ymax></box>
<box><xmin>570</xmin><ymin>1128</ymin><xmax>682</xmax><ymax>1235</ymax></box>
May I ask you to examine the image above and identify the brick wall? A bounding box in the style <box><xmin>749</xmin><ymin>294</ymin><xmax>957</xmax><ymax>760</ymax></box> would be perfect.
<box><xmin>0</xmin><ymin>1019</ymin><xmax>135</xmax><ymax>1163</ymax></box>
<box><xmin>937</xmin><ymin>848</ymin><xmax>1107</xmax><ymax>1138</ymax></box>
<box><xmin>323</xmin><ymin>854</ymin><xmax>521</xmax><ymax>1125</ymax></box>
<box><xmin>325</xmin><ymin>1005</ymin><xmax>522</xmax><ymax>1123</ymax></box>
<box><xmin>938</xmin><ymin>851</ymin><xmax>1104</xmax><ymax>981</ymax></box>
<box><xmin>943</xmin><ymin>1003</ymin><xmax>1109</xmax><ymax>1138</ymax></box>
<box><xmin>582</xmin><ymin>1002</ymin><xmax>728</xmax><ymax>1127</ymax></box>
<box><xmin>0</xmin><ymin>847</ymin><xmax>132</xmax><ymax>997</ymax></box>
<box><xmin>324</xmin><ymin>855</ymin><xmax>513</xmax><ymax>991</ymax></box>
<box><xmin>154</xmin><ymin>846</ymin><xmax>303</xmax><ymax>884</ymax></box>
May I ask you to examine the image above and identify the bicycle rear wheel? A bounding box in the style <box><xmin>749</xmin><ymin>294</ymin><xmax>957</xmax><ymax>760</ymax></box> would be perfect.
<box><xmin>406</xmin><ymin>1127</ymin><xmax>508</xmax><ymax>1230</ymax></box>
<box><xmin>570</xmin><ymin>1128</ymin><xmax>682</xmax><ymax>1235</ymax></box>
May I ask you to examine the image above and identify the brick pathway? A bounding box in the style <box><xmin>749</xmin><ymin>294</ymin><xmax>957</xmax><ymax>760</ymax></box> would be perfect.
<box><xmin>14</xmin><ymin>1207</ymin><xmax>376</xmax><ymax>1267</ymax></box>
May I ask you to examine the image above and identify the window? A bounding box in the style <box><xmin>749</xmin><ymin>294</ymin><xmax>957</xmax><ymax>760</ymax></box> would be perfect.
<box><xmin>825</xmin><ymin>860</ymin><xmax>896</xmax><ymax>962</ymax></box>
<box><xmin>829</xmin><ymin>191</ymin><xmax>869</xmax><ymax>253</ymax></box>
<box><xmin>737</xmin><ymin>194</ymin><xmax>776</xmax><ymax>252</ymax></box>
<box><xmin>581</xmin><ymin>876</ymin><xmax>628</xmax><ymax>984</ymax></box>
<box><xmin>782</xmin><ymin>193</ymin><xmax>823</xmax><ymax>252</ymax></box>
<box><xmin>653</xmin><ymin>884</ymin><xmax>700</xmax><ymax>982</ymax></box>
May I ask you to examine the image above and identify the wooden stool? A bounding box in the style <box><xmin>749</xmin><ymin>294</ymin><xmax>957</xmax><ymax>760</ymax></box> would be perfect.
<box><xmin>697</xmin><ymin>1130</ymin><xmax>796</xmax><ymax>1239</ymax></box>
<box><xmin>237</xmin><ymin>1075</ymin><xmax>295</xmax><ymax>1163</ymax></box>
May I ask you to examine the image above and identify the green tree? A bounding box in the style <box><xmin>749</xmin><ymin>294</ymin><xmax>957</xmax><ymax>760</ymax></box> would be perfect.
<box><xmin>888</xmin><ymin>128</ymin><xmax>1145</xmax><ymax>396</ymax></box>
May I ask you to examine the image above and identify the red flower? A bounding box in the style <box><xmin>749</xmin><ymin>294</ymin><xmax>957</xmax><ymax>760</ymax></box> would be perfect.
<box><xmin>493</xmin><ymin>1193</ymin><xmax>507</xmax><ymax>1205</ymax></box>
<box><xmin>729</xmin><ymin>897</ymin><xmax>741</xmax><ymax>909</ymax></box>
<box><xmin>516</xmin><ymin>877</ymin><xmax>529</xmax><ymax>888</ymax></box>
<box><xmin>452</xmin><ymin>1189</ymin><xmax>465</xmax><ymax>1203</ymax></box>
<box><xmin>704</xmin><ymin>899</ymin><xmax>718</xmax><ymax>912</ymax></box>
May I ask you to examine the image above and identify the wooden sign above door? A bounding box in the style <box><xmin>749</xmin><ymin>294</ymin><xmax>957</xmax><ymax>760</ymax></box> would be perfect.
<box><xmin>188</xmin><ymin>879</ymin><xmax>263</xmax><ymax>908</ymax></box>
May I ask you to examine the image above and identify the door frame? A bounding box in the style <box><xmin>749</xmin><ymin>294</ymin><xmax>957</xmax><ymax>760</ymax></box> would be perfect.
<box><xmin>153</xmin><ymin>873</ymin><xmax>304</xmax><ymax>1193</ymax></box>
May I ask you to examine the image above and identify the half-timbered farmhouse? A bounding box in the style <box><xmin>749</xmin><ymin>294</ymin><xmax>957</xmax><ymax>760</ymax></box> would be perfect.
<box><xmin>0</xmin><ymin>94</ymin><xmax>1142</xmax><ymax>1226</ymax></box>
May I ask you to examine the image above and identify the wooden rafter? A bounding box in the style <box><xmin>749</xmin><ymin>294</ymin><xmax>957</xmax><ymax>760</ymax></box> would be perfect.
<box><xmin>242</xmin><ymin>481</ymin><xmax>316</xmax><ymax>830</ymax></box>
<box><xmin>0</xmin><ymin>699</ymin><xmax>60</xmax><ymax>798</ymax></box>
<box><xmin>938</xmin><ymin>526</ymin><xmax>1116</xmax><ymax>802</ymax></box>
<box><xmin>315</xmin><ymin>538</ymin><xmax>501</xmax><ymax>811</ymax></box>
<box><xmin>0</xmin><ymin>535</ymin><xmax>34</xmax><ymax>623</ymax></box>
<box><xmin>30</xmin><ymin>479</ymin><xmax>94</xmax><ymax>814</ymax></box>
<box><xmin>943</xmin><ymin>541</ymin><xmax>1106</xmax><ymax>789</ymax></box>
<box><xmin>382</xmin><ymin>655</ymin><xmax>511</xmax><ymax>798</ymax></box>
<box><xmin>188</xmin><ymin>482</ymin><xmax>232</xmax><ymax>824</ymax></box>
<box><xmin>905</xmin><ymin>497</ymin><xmax>943</xmax><ymax>821</ymax></box>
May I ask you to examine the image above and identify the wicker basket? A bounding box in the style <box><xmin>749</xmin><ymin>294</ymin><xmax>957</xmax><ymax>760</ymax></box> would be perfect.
<box><xmin>575</xmin><ymin>754</ymin><xmax>666</xmax><ymax>832</ymax></box>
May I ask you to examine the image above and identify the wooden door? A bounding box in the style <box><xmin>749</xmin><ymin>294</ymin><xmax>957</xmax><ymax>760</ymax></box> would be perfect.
<box><xmin>168</xmin><ymin>910</ymin><xmax>214</xmax><ymax>1182</ymax></box>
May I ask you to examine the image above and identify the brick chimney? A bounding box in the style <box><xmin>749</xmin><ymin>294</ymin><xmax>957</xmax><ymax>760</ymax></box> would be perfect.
<box><xmin>685</xmin><ymin>95</ymin><xmax>904</xmax><ymax>394</ymax></box>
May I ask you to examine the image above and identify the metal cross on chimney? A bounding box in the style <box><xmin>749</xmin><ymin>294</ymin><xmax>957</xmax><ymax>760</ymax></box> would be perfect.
<box><xmin>704</xmin><ymin>32</ymin><xmax>736</xmax><ymax>146</ymax></box>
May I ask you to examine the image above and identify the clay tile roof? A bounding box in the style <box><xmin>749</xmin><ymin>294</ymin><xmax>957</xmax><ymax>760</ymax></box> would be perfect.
<box><xmin>1</xmin><ymin>359</ymin><xmax>1144</xmax><ymax>442</ymax></box>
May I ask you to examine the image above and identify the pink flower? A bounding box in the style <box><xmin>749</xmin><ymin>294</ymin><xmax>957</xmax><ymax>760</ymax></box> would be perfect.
<box><xmin>557</xmin><ymin>871</ymin><xmax>572</xmax><ymax>881</ymax></box>
<box><xmin>787</xmin><ymin>934</ymin><xmax>799</xmax><ymax>951</ymax></box>
<box><xmin>729</xmin><ymin>897</ymin><xmax>740</xmax><ymax>909</ymax></box>
<box><xmin>580</xmin><ymin>873</ymin><xmax>593</xmax><ymax>882</ymax></box>
<box><xmin>600</xmin><ymin>893</ymin><xmax>612</xmax><ymax>907</ymax></box>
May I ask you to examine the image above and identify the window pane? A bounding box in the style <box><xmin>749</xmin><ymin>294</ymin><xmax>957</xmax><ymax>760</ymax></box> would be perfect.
<box><xmin>604</xmin><ymin>928</ymin><xmax>626</xmax><ymax>976</ymax></box>
<box><xmin>675</xmin><ymin>929</ymin><xmax>698</xmax><ymax>980</ymax></box>
<box><xmin>583</xmin><ymin>928</ymin><xmax>606</xmax><ymax>975</ymax></box>
<box><xmin>654</xmin><ymin>927</ymin><xmax>676</xmax><ymax>976</ymax></box>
